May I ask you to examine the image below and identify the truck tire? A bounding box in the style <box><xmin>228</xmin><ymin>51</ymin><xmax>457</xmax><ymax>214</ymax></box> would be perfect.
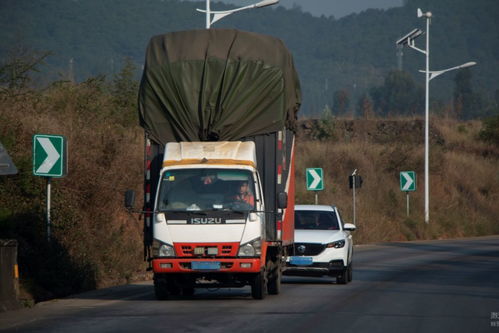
<box><xmin>154</xmin><ymin>280</ymin><xmax>170</xmax><ymax>300</ymax></box>
<box><xmin>267</xmin><ymin>263</ymin><xmax>281</xmax><ymax>295</ymax></box>
<box><xmin>251</xmin><ymin>272</ymin><xmax>267</xmax><ymax>300</ymax></box>
<box><xmin>182</xmin><ymin>287</ymin><xmax>195</xmax><ymax>296</ymax></box>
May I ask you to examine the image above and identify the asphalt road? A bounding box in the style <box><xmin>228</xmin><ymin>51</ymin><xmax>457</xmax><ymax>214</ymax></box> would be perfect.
<box><xmin>1</xmin><ymin>236</ymin><xmax>498</xmax><ymax>332</ymax></box>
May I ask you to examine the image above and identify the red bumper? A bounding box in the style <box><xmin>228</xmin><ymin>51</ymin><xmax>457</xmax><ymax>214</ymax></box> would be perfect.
<box><xmin>152</xmin><ymin>258</ymin><xmax>262</xmax><ymax>273</ymax></box>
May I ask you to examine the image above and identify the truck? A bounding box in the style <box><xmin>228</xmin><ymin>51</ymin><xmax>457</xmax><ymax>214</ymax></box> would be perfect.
<box><xmin>126</xmin><ymin>29</ymin><xmax>301</xmax><ymax>299</ymax></box>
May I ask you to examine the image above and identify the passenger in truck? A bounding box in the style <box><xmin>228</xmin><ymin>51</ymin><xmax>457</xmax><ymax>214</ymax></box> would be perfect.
<box><xmin>232</xmin><ymin>181</ymin><xmax>255</xmax><ymax>207</ymax></box>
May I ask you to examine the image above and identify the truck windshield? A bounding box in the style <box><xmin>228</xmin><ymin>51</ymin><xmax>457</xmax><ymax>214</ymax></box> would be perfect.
<box><xmin>295</xmin><ymin>211</ymin><xmax>340</xmax><ymax>230</ymax></box>
<box><xmin>157</xmin><ymin>169</ymin><xmax>256</xmax><ymax>212</ymax></box>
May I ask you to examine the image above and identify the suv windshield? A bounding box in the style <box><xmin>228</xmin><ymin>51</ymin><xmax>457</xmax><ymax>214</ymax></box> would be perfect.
<box><xmin>295</xmin><ymin>210</ymin><xmax>339</xmax><ymax>230</ymax></box>
<box><xmin>157</xmin><ymin>168</ymin><xmax>256</xmax><ymax>212</ymax></box>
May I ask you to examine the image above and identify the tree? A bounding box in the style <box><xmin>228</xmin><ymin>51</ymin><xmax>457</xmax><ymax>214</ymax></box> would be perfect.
<box><xmin>357</xmin><ymin>94</ymin><xmax>374</xmax><ymax>119</ymax></box>
<box><xmin>453</xmin><ymin>68</ymin><xmax>483</xmax><ymax>119</ymax></box>
<box><xmin>111</xmin><ymin>57</ymin><xmax>138</xmax><ymax>109</ymax></box>
<box><xmin>111</xmin><ymin>57</ymin><xmax>139</xmax><ymax>126</ymax></box>
<box><xmin>0</xmin><ymin>46</ymin><xmax>50</xmax><ymax>95</ymax></box>
<box><xmin>311</xmin><ymin>104</ymin><xmax>336</xmax><ymax>140</ymax></box>
<box><xmin>370</xmin><ymin>70</ymin><xmax>423</xmax><ymax>116</ymax></box>
<box><xmin>333</xmin><ymin>89</ymin><xmax>350</xmax><ymax>115</ymax></box>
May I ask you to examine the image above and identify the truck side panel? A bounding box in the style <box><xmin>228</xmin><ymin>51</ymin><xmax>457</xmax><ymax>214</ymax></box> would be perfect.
<box><xmin>243</xmin><ymin>130</ymin><xmax>294</xmax><ymax>244</ymax></box>
<box><xmin>281</xmin><ymin>136</ymin><xmax>295</xmax><ymax>247</ymax></box>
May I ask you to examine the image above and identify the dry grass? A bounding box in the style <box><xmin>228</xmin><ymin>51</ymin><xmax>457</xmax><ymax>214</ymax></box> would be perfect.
<box><xmin>296</xmin><ymin>117</ymin><xmax>499</xmax><ymax>244</ymax></box>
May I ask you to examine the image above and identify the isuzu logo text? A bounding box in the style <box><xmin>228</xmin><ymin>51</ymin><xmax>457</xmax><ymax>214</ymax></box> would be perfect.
<box><xmin>190</xmin><ymin>217</ymin><xmax>223</xmax><ymax>224</ymax></box>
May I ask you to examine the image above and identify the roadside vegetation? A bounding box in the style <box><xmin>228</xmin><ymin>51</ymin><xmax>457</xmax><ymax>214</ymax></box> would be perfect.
<box><xmin>297</xmin><ymin>115</ymin><xmax>499</xmax><ymax>244</ymax></box>
<box><xmin>1</xmin><ymin>57</ymin><xmax>498</xmax><ymax>304</ymax></box>
<box><xmin>0</xmin><ymin>59</ymin><xmax>145</xmax><ymax>302</ymax></box>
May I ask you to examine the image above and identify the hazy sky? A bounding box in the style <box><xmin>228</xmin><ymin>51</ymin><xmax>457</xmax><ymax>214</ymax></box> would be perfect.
<box><xmin>211</xmin><ymin>0</ymin><xmax>404</xmax><ymax>18</ymax></box>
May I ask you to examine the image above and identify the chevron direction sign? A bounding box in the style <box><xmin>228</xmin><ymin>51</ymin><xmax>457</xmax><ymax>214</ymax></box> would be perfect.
<box><xmin>306</xmin><ymin>168</ymin><xmax>324</xmax><ymax>191</ymax></box>
<box><xmin>400</xmin><ymin>171</ymin><xmax>416</xmax><ymax>192</ymax></box>
<box><xmin>33</xmin><ymin>134</ymin><xmax>67</xmax><ymax>177</ymax></box>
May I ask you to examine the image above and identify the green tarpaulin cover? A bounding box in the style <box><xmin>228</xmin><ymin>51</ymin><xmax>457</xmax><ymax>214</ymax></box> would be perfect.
<box><xmin>138</xmin><ymin>29</ymin><xmax>301</xmax><ymax>144</ymax></box>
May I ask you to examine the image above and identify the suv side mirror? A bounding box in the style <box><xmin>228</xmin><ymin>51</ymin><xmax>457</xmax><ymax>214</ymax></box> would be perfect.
<box><xmin>277</xmin><ymin>192</ymin><xmax>287</xmax><ymax>209</ymax></box>
<box><xmin>125</xmin><ymin>190</ymin><xmax>136</xmax><ymax>209</ymax></box>
<box><xmin>343</xmin><ymin>223</ymin><xmax>356</xmax><ymax>231</ymax></box>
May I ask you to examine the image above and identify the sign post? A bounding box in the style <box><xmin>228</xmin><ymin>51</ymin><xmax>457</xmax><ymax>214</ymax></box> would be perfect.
<box><xmin>352</xmin><ymin>170</ymin><xmax>357</xmax><ymax>225</ymax></box>
<box><xmin>33</xmin><ymin>134</ymin><xmax>67</xmax><ymax>241</ymax></box>
<box><xmin>400</xmin><ymin>171</ymin><xmax>416</xmax><ymax>217</ymax></box>
<box><xmin>349</xmin><ymin>170</ymin><xmax>363</xmax><ymax>225</ymax></box>
<box><xmin>306</xmin><ymin>168</ymin><xmax>324</xmax><ymax>204</ymax></box>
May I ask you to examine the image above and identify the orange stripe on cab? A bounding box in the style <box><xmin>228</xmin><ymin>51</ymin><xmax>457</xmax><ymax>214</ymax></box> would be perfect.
<box><xmin>163</xmin><ymin>159</ymin><xmax>255</xmax><ymax>168</ymax></box>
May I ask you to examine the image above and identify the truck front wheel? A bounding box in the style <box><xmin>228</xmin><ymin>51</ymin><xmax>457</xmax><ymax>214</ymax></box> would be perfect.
<box><xmin>154</xmin><ymin>279</ymin><xmax>170</xmax><ymax>300</ymax></box>
<box><xmin>182</xmin><ymin>287</ymin><xmax>195</xmax><ymax>296</ymax></box>
<box><xmin>251</xmin><ymin>272</ymin><xmax>267</xmax><ymax>300</ymax></box>
<box><xmin>154</xmin><ymin>276</ymin><xmax>182</xmax><ymax>299</ymax></box>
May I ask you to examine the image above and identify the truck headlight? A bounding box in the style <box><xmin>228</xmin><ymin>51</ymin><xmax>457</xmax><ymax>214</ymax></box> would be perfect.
<box><xmin>153</xmin><ymin>240</ymin><xmax>176</xmax><ymax>257</ymax></box>
<box><xmin>159</xmin><ymin>244</ymin><xmax>175</xmax><ymax>257</ymax></box>
<box><xmin>238</xmin><ymin>238</ymin><xmax>261</xmax><ymax>257</ymax></box>
<box><xmin>326</xmin><ymin>240</ymin><xmax>345</xmax><ymax>249</ymax></box>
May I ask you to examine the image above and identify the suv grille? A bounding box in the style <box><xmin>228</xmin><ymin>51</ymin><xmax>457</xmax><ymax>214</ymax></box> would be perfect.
<box><xmin>294</xmin><ymin>243</ymin><xmax>326</xmax><ymax>256</ymax></box>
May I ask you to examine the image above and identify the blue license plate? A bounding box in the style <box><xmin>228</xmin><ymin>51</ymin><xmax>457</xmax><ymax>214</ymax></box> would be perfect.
<box><xmin>191</xmin><ymin>261</ymin><xmax>220</xmax><ymax>270</ymax></box>
<box><xmin>290</xmin><ymin>257</ymin><xmax>313</xmax><ymax>266</ymax></box>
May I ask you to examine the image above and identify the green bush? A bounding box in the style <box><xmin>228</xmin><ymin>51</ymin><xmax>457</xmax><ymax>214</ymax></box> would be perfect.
<box><xmin>478</xmin><ymin>113</ymin><xmax>499</xmax><ymax>145</ymax></box>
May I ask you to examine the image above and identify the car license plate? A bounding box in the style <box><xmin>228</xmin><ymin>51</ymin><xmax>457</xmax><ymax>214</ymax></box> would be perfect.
<box><xmin>290</xmin><ymin>257</ymin><xmax>313</xmax><ymax>266</ymax></box>
<box><xmin>191</xmin><ymin>261</ymin><xmax>220</xmax><ymax>270</ymax></box>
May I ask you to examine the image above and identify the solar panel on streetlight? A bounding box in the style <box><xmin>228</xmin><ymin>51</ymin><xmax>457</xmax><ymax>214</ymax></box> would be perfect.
<box><xmin>396</xmin><ymin>28</ymin><xmax>423</xmax><ymax>46</ymax></box>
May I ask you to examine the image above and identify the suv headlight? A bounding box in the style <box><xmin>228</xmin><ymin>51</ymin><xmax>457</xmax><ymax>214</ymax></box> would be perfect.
<box><xmin>326</xmin><ymin>240</ymin><xmax>345</xmax><ymax>249</ymax></box>
<box><xmin>152</xmin><ymin>240</ymin><xmax>176</xmax><ymax>257</ymax></box>
<box><xmin>238</xmin><ymin>238</ymin><xmax>261</xmax><ymax>257</ymax></box>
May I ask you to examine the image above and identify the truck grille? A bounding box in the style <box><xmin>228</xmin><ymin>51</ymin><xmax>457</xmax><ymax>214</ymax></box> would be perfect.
<box><xmin>293</xmin><ymin>243</ymin><xmax>326</xmax><ymax>256</ymax></box>
<box><xmin>175</xmin><ymin>243</ymin><xmax>237</xmax><ymax>257</ymax></box>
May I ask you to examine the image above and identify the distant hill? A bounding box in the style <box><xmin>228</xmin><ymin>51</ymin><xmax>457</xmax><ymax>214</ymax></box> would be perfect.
<box><xmin>193</xmin><ymin>0</ymin><xmax>405</xmax><ymax>18</ymax></box>
<box><xmin>1</xmin><ymin>0</ymin><xmax>498</xmax><ymax>117</ymax></box>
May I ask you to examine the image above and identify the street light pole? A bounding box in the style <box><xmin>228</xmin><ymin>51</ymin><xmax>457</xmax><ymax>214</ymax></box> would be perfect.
<box><xmin>206</xmin><ymin>0</ymin><xmax>210</xmax><ymax>29</ymax></box>
<box><xmin>198</xmin><ymin>0</ymin><xmax>279</xmax><ymax>29</ymax></box>
<box><xmin>396</xmin><ymin>8</ymin><xmax>476</xmax><ymax>224</ymax></box>
<box><xmin>424</xmin><ymin>12</ymin><xmax>430</xmax><ymax>224</ymax></box>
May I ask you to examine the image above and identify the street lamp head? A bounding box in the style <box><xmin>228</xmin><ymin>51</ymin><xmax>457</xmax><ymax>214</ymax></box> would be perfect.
<box><xmin>460</xmin><ymin>61</ymin><xmax>477</xmax><ymax>69</ymax></box>
<box><xmin>200</xmin><ymin>0</ymin><xmax>279</xmax><ymax>29</ymax></box>
<box><xmin>255</xmin><ymin>0</ymin><xmax>279</xmax><ymax>8</ymax></box>
<box><xmin>396</xmin><ymin>28</ymin><xmax>423</xmax><ymax>46</ymax></box>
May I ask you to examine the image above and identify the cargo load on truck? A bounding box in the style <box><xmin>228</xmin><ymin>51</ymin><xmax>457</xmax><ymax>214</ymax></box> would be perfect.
<box><xmin>138</xmin><ymin>28</ymin><xmax>301</xmax><ymax>144</ymax></box>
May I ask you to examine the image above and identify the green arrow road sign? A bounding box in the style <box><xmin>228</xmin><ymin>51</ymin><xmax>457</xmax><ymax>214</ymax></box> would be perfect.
<box><xmin>33</xmin><ymin>134</ymin><xmax>67</xmax><ymax>177</ymax></box>
<box><xmin>306</xmin><ymin>168</ymin><xmax>324</xmax><ymax>191</ymax></box>
<box><xmin>400</xmin><ymin>171</ymin><xmax>416</xmax><ymax>191</ymax></box>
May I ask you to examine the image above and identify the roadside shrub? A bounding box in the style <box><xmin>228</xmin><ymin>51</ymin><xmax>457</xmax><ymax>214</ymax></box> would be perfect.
<box><xmin>478</xmin><ymin>113</ymin><xmax>499</xmax><ymax>145</ymax></box>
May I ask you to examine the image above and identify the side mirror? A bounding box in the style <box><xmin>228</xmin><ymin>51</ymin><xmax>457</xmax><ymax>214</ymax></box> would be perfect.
<box><xmin>343</xmin><ymin>223</ymin><xmax>356</xmax><ymax>231</ymax></box>
<box><xmin>125</xmin><ymin>190</ymin><xmax>136</xmax><ymax>209</ymax></box>
<box><xmin>277</xmin><ymin>192</ymin><xmax>287</xmax><ymax>209</ymax></box>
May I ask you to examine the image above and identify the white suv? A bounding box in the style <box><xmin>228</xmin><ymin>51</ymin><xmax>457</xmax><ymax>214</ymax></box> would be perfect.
<box><xmin>284</xmin><ymin>205</ymin><xmax>356</xmax><ymax>284</ymax></box>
